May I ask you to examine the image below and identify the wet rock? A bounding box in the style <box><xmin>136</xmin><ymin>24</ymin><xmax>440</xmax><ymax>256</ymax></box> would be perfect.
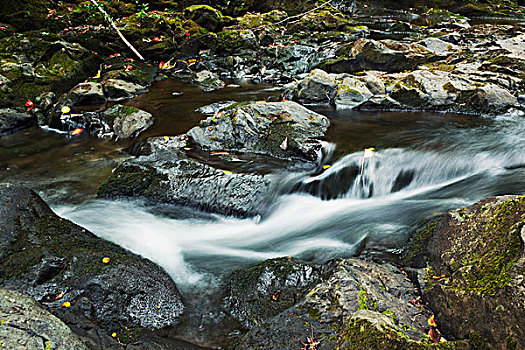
<box><xmin>65</xmin><ymin>82</ymin><xmax>106</xmax><ymax>106</ymax></box>
<box><xmin>290</xmin><ymin>68</ymin><xmax>520</xmax><ymax>115</ymax></box>
<box><xmin>419</xmin><ymin>37</ymin><xmax>459</xmax><ymax>55</ymax></box>
<box><xmin>195</xmin><ymin>101</ymin><xmax>237</xmax><ymax>115</ymax></box>
<box><xmin>102</xmin><ymin>104</ymin><xmax>154</xmax><ymax>139</ymax></box>
<box><xmin>0</xmin><ymin>108</ymin><xmax>37</xmax><ymax>136</ymax></box>
<box><xmin>323</xmin><ymin>38</ymin><xmax>435</xmax><ymax>73</ymax></box>
<box><xmin>187</xmin><ymin>101</ymin><xmax>330</xmax><ymax>162</ymax></box>
<box><xmin>216</xmin><ymin>29</ymin><xmax>258</xmax><ymax>54</ymax></box>
<box><xmin>519</xmin><ymin>94</ymin><xmax>525</xmax><ymax>108</ymax></box>
<box><xmin>0</xmin><ymin>288</ymin><xmax>88</xmax><ymax>350</ymax></box>
<box><xmin>293</xmin><ymin>69</ymin><xmax>337</xmax><ymax>104</ymax></box>
<box><xmin>403</xmin><ymin>195</ymin><xmax>525</xmax><ymax>349</ymax></box>
<box><xmin>103</xmin><ymin>79</ymin><xmax>147</xmax><ymax>101</ymax></box>
<box><xmin>192</xmin><ymin>70</ymin><xmax>225</xmax><ymax>90</ymax></box>
<box><xmin>0</xmin><ymin>184</ymin><xmax>185</xmax><ymax>348</ymax></box>
<box><xmin>334</xmin><ymin>76</ymin><xmax>374</xmax><ymax>109</ymax></box>
<box><xmin>230</xmin><ymin>259</ymin><xmax>442</xmax><ymax>349</ymax></box>
<box><xmin>225</xmin><ymin>257</ymin><xmax>328</xmax><ymax>329</ymax></box>
<box><xmin>98</xmin><ymin>136</ymin><xmax>277</xmax><ymax>218</ymax></box>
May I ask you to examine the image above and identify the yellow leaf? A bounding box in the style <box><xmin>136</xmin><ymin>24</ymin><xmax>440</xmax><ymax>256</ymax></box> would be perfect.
<box><xmin>111</xmin><ymin>332</ymin><xmax>117</xmax><ymax>338</ymax></box>
<box><xmin>163</xmin><ymin>136</ymin><xmax>169</xmax><ymax>141</ymax></box>
<box><xmin>428</xmin><ymin>315</ymin><xmax>437</xmax><ymax>327</ymax></box>
<box><xmin>323</xmin><ymin>165</ymin><xmax>331</xmax><ymax>169</ymax></box>
<box><xmin>102</xmin><ymin>257</ymin><xmax>111</xmax><ymax>264</ymax></box>
<box><xmin>222</xmin><ymin>170</ymin><xmax>232</xmax><ymax>175</ymax></box>
<box><xmin>363</xmin><ymin>147</ymin><xmax>375</xmax><ymax>158</ymax></box>
<box><xmin>61</xmin><ymin>106</ymin><xmax>71</xmax><ymax>114</ymax></box>
<box><xmin>184</xmin><ymin>148</ymin><xmax>191</xmax><ymax>151</ymax></box>
<box><xmin>61</xmin><ymin>301</ymin><xmax>71</xmax><ymax>308</ymax></box>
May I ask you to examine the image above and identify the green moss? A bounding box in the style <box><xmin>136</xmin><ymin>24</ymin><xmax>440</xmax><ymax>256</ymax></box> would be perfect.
<box><xmin>0</xmin><ymin>227</ymin><xmax>43</xmax><ymax>281</ymax></box>
<box><xmin>451</xmin><ymin>197</ymin><xmax>524</xmax><ymax>295</ymax></box>
<box><xmin>330</xmin><ymin>318</ymin><xmax>465</xmax><ymax>349</ymax></box>
<box><xmin>402</xmin><ymin>219</ymin><xmax>439</xmax><ymax>266</ymax></box>
<box><xmin>97</xmin><ymin>165</ymin><xmax>169</xmax><ymax>200</ymax></box>
<box><xmin>308</xmin><ymin>308</ymin><xmax>321</xmax><ymax>320</ymax></box>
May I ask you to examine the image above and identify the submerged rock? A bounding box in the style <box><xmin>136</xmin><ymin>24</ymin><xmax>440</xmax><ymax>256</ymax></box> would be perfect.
<box><xmin>0</xmin><ymin>184</ymin><xmax>184</xmax><ymax>348</ymax></box>
<box><xmin>0</xmin><ymin>288</ymin><xmax>88</xmax><ymax>350</ymax></box>
<box><xmin>187</xmin><ymin>101</ymin><xmax>330</xmax><ymax>162</ymax></box>
<box><xmin>403</xmin><ymin>195</ymin><xmax>525</xmax><ymax>348</ymax></box>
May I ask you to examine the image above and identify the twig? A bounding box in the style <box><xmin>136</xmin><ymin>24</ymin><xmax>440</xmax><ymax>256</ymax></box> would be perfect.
<box><xmin>252</xmin><ymin>0</ymin><xmax>337</xmax><ymax>31</ymax></box>
<box><xmin>89</xmin><ymin>0</ymin><xmax>145</xmax><ymax>61</ymax></box>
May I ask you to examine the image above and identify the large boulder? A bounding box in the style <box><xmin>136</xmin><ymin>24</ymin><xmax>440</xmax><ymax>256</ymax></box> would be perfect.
<box><xmin>103</xmin><ymin>79</ymin><xmax>147</xmax><ymax>101</ymax></box>
<box><xmin>403</xmin><ymin>195</ymin><xmax>525</xmax><ymax>348</ymax></box>
<box><xmin>183</xmin><ymin>5</ymin><xmax>223</xmax><ymax>32</ymax></box>
<box><xmin>97</xmin><ymin>136</ymin><xmax>277</xmax><ymax>218</ymax></box>
<box><xmin>64</xmin><ymin>82</ymin><xmax>106</xmax><ymax>106</ymax></box>
<box><xmin>187</xmin><ymin>101</ymin><xmax>330</xmax><ymax>162</ymax></box>
<box><xmin>229</xmin><ymin>258</ymin><xmax>452</xmax><ymax>349</ymax></box>
<box><xmin>0</xmin><ymin>184</ymin><xmax>184</xmax><ymax>348</ymax></box>
<box><xmin>293</xmin><ymin>69</ymin><xmax>338</xmax><ymax>104</ymax></box>
<box><xmin>0</xmin><ymin>288</ymin><xmax>88</xmax><ymax>350</ymax></box>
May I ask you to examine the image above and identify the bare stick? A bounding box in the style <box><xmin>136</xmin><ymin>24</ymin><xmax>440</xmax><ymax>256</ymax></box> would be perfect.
<box><xmin>252</xmin><ymin>0</ymin><xmax>337</xmax><ymax>31</ymax></box>
<box><xmin>89</xmin><ymin>0</ymin><xmax>145</xmax><ymax>61</ymax></box>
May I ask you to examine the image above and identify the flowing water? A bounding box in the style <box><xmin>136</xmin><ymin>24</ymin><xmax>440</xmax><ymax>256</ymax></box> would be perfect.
<box><xmin>2</xmin><ymin>78</ymin><xmax>524</xmax><ymax>347</ymax></box>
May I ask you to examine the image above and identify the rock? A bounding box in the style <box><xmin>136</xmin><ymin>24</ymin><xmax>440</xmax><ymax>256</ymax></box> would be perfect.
<box><xmin>419</xmin><ymin>37</ymin><xmax>459</xmax><ymax>55</ymax></box>
<box><xmin>230</xmin><ymin>258</ymin><xmax>446</xmax><ymax>349</ymax></box>
<box><xmin>216</xmin><ymin>30</ymin><xmax>258</xmax><ymax>54</ymax></box>
<box><xmin>184</xmin><ymin>5</ymin><xmax>223</xmax><ymax>32</ymax></box>
<box><xmin>292</xmin><ymin>69</ymin><xmax>337</xmax><ymax>104</ymax></box>
<box><xmin>195</xmin><ymin>101</ymin><xmax>237</xmax><ymax>115</ymax></box>
<box><xmin>334</xmin><ymin>76</ymin><xmax>373</xmax><ymax>109</ymax></box>
<box><xmin>323</xmin><ymin>38</ymin><xmax>435</xmax><ymax>73</ymax></box>
<box><xmin>97</xmin><ymin>136</ymin><xmax>277</xmax><ymax>218</ymax></box>
<box><xmin>0</xmin><ymin>288</ymin><xmax>88</xmax><ymax>350</ymax></box>
<box><xmin>187</xmin><ymin>101</ymin><xmax>330</xmax><ymax>162</ymax></box>
<box><xmin>192</xmin><ymin>70</ymin><xmax>225</xmax><ymax>90</ymax></box>
<box><xmin>290</xmin><ymin>68</ymin><xmax>520</xmax><ymax>115</ymax></box>
<box><xmin>519</xmin><ymin>94</ymin><xmax>525</xmax><ymax>107</ymax></box>
<box><xmin>0</xmin><ymin>184</ymin><xmax>185</xmax><ymax>348</ymax></box>
<box><xmin>0</xmin><ymin>108</ymin><xmax>37</xmax><ymax>136</ymax></box>
<box><xmin>403</xmin><ymin>195</ymin><xmax>525</xmax><ymax>349</ymax></box>
<box><xmin>102</xmin><ymin>104</ymin><xmax>154</xmax><ymax>139</ymax></box>
<box><xmin>103</xmin><ymin>79</ymin><xmax>147</xmax><ymax>101</ymax></box>
<box><xmin>225</xmin><ymin>258</ymin><xmax>328</xmax><ymax>329</ymax></box>
<box><xmin>65</xmin><ymin>82</ymin><xmax>106</xmax><ymax>106</ymax></box>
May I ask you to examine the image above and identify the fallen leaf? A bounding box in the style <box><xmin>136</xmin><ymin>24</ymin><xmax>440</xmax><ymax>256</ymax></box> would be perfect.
<box><xmin>428</xmin><ymin>315</ymin><xmax>437</xmax><ymax>327</ymax></box>
<box><xmin>222</xmin><ymin>170</ymin><xmax>233</xmax><ymax>175</ymax></box>
<box><xmin>102</xmin><ymin>257</ymin><xmax>111</xmax><ymax>264</ymax></box>
<box><xmin>111</xmin><ymin>332</ymin><xmax>117</xmax><ymax>338</ymax></box>
<box><xmin>280</xmin><ymin>137</ymin><xmax>288</xmax><ymax>150</ymax></box>
<box><xmin>54</xmin><ymin>291</ymin><xmax>65</xmax><ymax>300</ymax></box>
<box><xmin>432</xmin><ymin>274</ymin><xmax>446</xmax><ymax>280</ymax></box>
<box><xmin>61</xmin><ymin>301</ymin><xmax>71</xmax><ymax>308</ymax></box>
<box><xmin>323</xmin><ymin>165</ymin><xmax>331</xmax><ymax>169</ymax></box>
<box><xmin>61</xmin><ymin>106</ymin><xmax>71</xmax><ymax>114</ymax></box>
<box><xmin>71</xmin><ymin>128</ymin><xmax>83</xmax><ymax>136</ymax></box>
<box><xmin>163</xmin><ymin>136</ymin><xmax>169</xmax><ymax>141</ymax></box>
<box><xmin>25</xmin><ymin>99</ymin><xmax>34</xmax><ymax>112</ymax></box>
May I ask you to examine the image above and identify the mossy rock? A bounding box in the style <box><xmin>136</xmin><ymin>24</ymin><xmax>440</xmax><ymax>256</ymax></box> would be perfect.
<box><xmin>215</xmin><ymin>29</ymin><xmax>258</xmax><ymax>54</ymax></box>
<box><xmin>183</xmin><ymin>4</ymin><xmax>223</xmax><ymax>32</ymax></box>
<box><xmin>286</xmin><ymin>9</ymin><xmax>355</xmax><ymax>35</ymax></box>
<box><xmin>404</xmin><ymin>195</ymin><xmax>525</xmax><ymax>348</ymax></box>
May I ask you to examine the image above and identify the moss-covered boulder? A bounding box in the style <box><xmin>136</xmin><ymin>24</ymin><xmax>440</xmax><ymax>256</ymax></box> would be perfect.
<box><xmin>183</xmin><ymin>4</ymin><xmax>223</xmax><ymax>32</ymax></box>
<box><xmin>403</xmin><ymin>195</ymin><xmax>525</xmax><ymax>348</ymax></box>
<box><xmin>216</xmin><ymin>29</ymin><xmax>259</xmax><ymax>54</ymax></box>
<box><xmin>0</xmin><ymin>184</ymin><xmax>185</xmax><ymax>348</ymax></box>
<box><xmin>230</xmin><ymin>258</ymin><xmax>465</xmax><ymax>349</ymax></box>
<box><xmin>286</xmin><ymin>9</ymin><xmax>355</xmax><ymax>35</ymax></box>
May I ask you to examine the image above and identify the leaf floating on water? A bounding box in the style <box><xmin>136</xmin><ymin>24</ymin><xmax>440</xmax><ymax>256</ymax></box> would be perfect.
<box><xmin>102</xmin><ymin>257</ymin><xmax>111</xmax><ymax>264</ymax></box>
<box><xmin>323</xmin><ymin>165</ymin><xmax>331</xmax><ymax>170</ymax></box>
<box><xmin>71</xmin><ymin>128</ymin><xmax>83</xmax><ymax>136</ymax></box>
<box><xmin>222</xmin><ymin>170</ymin><xmax>233</xmax><ymax>175</ymax></box>
<box><xmin>61</xmin><ymin>301</ymin><xmax>71</xmax><ymax>308</ymax></box>
<box><xmin>363</xmin><ymin>147</ymin><xmax>375</xmax><ymax>158</ymax></box>
<box><xmin>280</xmin><ymin>137</ymin><xmax>288</xmax><ymax>150</ymax></box>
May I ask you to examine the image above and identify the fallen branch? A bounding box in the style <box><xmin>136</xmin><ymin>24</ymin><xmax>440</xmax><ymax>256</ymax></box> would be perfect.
<box><xmin>89</xmin><ymin>0</ymin><xmax>145</xmax><ymax>61</ymax></box>
<box><xmin>252</xmin><ymin>0</ymin><xmax>337</xmax><ymax>31</ymax></box>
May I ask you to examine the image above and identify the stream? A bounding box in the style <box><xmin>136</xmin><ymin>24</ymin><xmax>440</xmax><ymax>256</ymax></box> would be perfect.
<box><xmin>1</xmin><ymin>78</ymin><xmax>524</xmax><ymax>347</ymax></box>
